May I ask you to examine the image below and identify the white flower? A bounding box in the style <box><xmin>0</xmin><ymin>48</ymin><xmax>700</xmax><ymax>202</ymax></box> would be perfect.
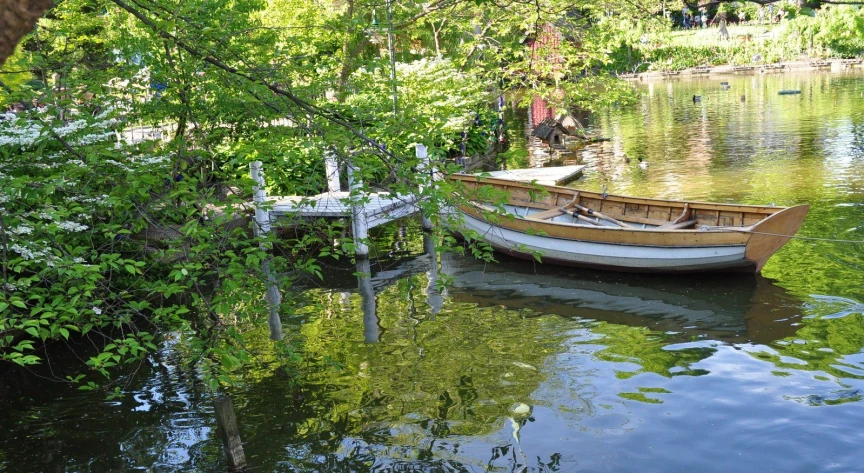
<box><xmin>92</xmin><ymin>306</ymin><xmax>103</xmax><ymax>315</ymax></box>
<box><xmin>10</xmin><ymin>243</ymin><xmax>47</xmax><ymax>261</ymax></box>
<box><xmin>12</xmin><ymin>225</ymin><xmax>33</xmax><ymax>235</ymax></box>
<box><xmin>56</xmin><ymin>221</ymin><xmax>89</xmax><ymax>232</ymax></box>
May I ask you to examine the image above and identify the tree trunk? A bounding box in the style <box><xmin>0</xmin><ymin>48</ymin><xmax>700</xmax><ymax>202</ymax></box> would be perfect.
<box><xmin>0</xmin><ymin>0</ymin><xmax>53</xmax><ymax>66</ymax></box>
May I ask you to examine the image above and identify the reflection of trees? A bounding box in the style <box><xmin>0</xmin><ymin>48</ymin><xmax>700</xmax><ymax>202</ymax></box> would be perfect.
<box><xmin>298</xmin><ymin>284</ymin><xmax>560</xmax><ymax>434</ymax></box>
<box><xmin>230</xmin><ymin>274</ymin><xmax>566</xmax><ymax>470</ymax></box>
<box><xmin>586</xmin><ymin>73</ymin><xmax>864</xmax><ymax>206</ymax></box>
<box><xmin>589</xmin><ymin>323</ymin><xmax>715</xmax><ymax>379</ymax></box>
<box><xmin>235</xmin><ymin>227</ymin><xmax>864</xmax><ymax>468</ymax></box>
<box><xmin>750</xmin><ymin>312</ymin><xmax>864</xmax><ymax>382</ymax></box>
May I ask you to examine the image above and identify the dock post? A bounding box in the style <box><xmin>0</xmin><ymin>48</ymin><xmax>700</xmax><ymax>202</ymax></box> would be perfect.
<box><xmin>347</xmin><ymin>164</ymin><xmax>369</xmax><ymax>257</ymax></box>
<box><xmin>416</xmin><ymin>144</ymin><xmax>434</xmax><ymax>232</ymax></box>
<box><xmin>250</xmin><ymin>161</ymin><xmax>284</xmax><ymax>341</ymax></box>
<box><xmin>324</xmin><ymin>150</ymin><xmax>341</xmax><ymax>193</ymax></box>
<box><xmin>250</xmin><ymin>161</ymin><xmax>271</xmax><ymax>237</ymax></box>
<box><xmin>214</xmin><ymin>394</ymin><xmax>247</xmax><ymax>470</ymax></box>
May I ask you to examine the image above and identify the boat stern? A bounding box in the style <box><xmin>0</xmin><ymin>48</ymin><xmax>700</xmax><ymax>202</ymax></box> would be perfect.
<box><xmin>744</xmin><ymin>204</ymin><xmax>810</xmax><ymax>272</ymax></box>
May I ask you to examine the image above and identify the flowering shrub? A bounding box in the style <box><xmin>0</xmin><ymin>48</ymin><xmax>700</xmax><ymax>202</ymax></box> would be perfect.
<box><xmin>0</xmin><ymin>103</ymin><xmax>288</xmax><ymax>391</ymax></box>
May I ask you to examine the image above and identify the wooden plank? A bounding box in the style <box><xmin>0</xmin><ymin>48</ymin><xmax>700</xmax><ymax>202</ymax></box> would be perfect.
<box><xmin>744</xmin><ymin>205</ymin><xmax>810</xmax><ymax>271</ymax></box>
<box><xmin>450</xmin><ymin>174</ymin><xmax>784</xmax><ymax>214</ymax></box>
<box><xmin>615</xmin><ymin>214</ymin><xmax>673</xmax><ymax>226</ymax></box>
<box><xmin>459</xmin><ymin>204</ymin><xmax>750</xmax><ymax>247</ymax></box>
<box><xmin>482</xmin><ymin>165</ymin><xmax>585</xmax><ymax>186</ymax></box>
<box><xmin>657</xmin><ymin>219</ymin><xmax>698</xmax><ymax>230</ymax></box>
<box><xmin>526</xmin><ymin>208</ymin><xmax>566</xmax><ymax>221</ymax></box>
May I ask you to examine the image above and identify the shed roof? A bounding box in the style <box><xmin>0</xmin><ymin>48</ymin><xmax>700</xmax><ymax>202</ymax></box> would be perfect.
<box><xmin>531</xmin><ymin>118</ymin><xmax>571</xmax><ymax>140</ymax></box>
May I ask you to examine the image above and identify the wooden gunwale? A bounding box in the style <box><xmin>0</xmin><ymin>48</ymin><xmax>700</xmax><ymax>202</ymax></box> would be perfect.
<box><xmin>450</xmin><ymin>174</ymin><xmax>781</xmax><ymax>215</ymax></box>
<box><xmin>458</xmin><ymin>204</ymin><xmax>751</xmax><ymax>248</ymax></box>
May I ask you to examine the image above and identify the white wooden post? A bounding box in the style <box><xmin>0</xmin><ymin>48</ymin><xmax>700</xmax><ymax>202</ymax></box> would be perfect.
<box><xmin>415</xmin><ymin>144</ymin><xmax>434</xmax><ymax>232</ymax></box>
<box><xmin>347</xmin><ymin>164</ymin><xmax>369</xmax><ymax>257</ymax></box>
<box><xmin>324</xmin><ymin>150</ymin><xmax>341</xmax><ymax>193</ymax></box>
<box><xmin>249</xmin><ymin>161</ymin><xmax>283</xmax><ymax>341</ymax></box>
<box><xmin>250</xmin><ymin>161</ymin><xmax>271</xmax><ymax>237</ymax></box>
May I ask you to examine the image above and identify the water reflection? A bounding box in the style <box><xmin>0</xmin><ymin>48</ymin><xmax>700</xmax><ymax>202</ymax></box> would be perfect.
<box><xmin>446</xmin><ymin>256</ymin><xmax>802</xmax><ymax>345</ymax></box>
<box><xmin>357</xmin><ymin>258</ymin><xmax>379</xmax><ymax>343</ymax></box>
<box><xmin>4</xmin><ymin>70</ymin><xmax>864</xmax><ymax>472</ymax></box>
<box><xmin>423</xmin><ymin>233</ymin><xmax>445</xmax><ymax>316</ymax></box>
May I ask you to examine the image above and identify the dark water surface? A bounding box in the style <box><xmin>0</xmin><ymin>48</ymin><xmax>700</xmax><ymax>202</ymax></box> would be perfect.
<box><xmin>2</xmin><ymin>71</ymin><xmax>864</xmax><ymax>472</ymax></box>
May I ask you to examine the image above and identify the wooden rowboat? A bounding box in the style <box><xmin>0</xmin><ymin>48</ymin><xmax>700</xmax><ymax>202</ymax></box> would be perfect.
<box><xmin>450</xmin><ymin>174</ymin><xmax>809</xmax><ymax>274</ymax></box>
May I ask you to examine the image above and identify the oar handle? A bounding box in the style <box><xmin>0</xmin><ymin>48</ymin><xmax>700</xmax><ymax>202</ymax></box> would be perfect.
<box><xmin>572</xmin><ymin>203</ymin><xmax>632</xmax><ymax>228</ymax></box>
<box><xmin>558</xmin><ymin>207</ymin><xmax>603</xmax><ymax>226</ymax></box>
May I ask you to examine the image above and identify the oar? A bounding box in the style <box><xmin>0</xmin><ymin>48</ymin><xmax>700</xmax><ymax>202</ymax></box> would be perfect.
<box><xmin>558</xmin><ymin>207</ymin><xmax>603</xmax><ymax>226</ymax></box>
<box><xmin>571</xmin><ymin>203</ymin><xmax>634</xmax><ymax>228</ymax></box>
<box><xmin>672</xmin><ymin>203</ymin><xmax>691</xmax><ymax>224</ymax></box>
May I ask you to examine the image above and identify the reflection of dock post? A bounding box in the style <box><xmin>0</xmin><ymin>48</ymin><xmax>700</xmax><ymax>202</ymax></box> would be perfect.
<box><xmin>356</xmin><ymin>258</ymin><xmax>379</xmax><ymax>343</ymax></box>
<box><xmin>439</xmin><ymin>248</ymin><xmax>454</xmax><ymax>298</ymax></box>
<box><xmin>347</xmin><ymin>164</ymin><xmax>369</xmax><ymax>257</ymax></box>
<box><xmin>424</xmin><ymin>233</ymin><xmax>444</xmax><ymax>315</ymax></box>
<box><xmin>214</xmin><ymin>394</ymin><xmax>247</xmax><ymax>470</ymax></box>
<box><xmin>324</xmin><ymin>149</ymin><xmax>341</xmax><ymax>193</ymax></box>
<box><xmin>250</xmin><ymin>161</ymin><xmax>283</xmax><ymax>341</ymax></box>
<box><xmin>416</xmin><ymin>143</ymin><xmax>434</xmax><ymax>232</ymax></box>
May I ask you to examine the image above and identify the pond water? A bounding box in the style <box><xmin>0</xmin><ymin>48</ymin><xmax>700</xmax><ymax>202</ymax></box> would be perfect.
<box><xmin>2</xmin><ymin>71</ymin><xmax>864</xmax><ymax>472</ymax></box>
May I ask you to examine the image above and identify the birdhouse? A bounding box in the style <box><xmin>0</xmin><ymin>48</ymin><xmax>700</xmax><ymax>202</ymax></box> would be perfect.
<box><xmin>531</xmin><ymin>118</ymin><xmax>572</xmax><ymax>146</ymax></box>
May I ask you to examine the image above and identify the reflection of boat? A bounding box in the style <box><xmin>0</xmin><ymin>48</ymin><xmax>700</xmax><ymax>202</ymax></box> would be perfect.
<box><xmin>444</xmin><ymin>254</ymin><xmax>802</xmax><ymax>344</ymax></box>
<box><xmin>305</xmin><ymin>236</ymin><xmax>802</xmax><ymax>345</ymax></box>
<box><xmin>451</xmin><ymin>175</ymin><xmax>809</xmax><ymax>273</ymax></box>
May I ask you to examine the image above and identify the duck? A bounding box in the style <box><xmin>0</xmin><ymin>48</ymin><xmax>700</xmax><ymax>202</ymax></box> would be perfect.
<box><xmin>622</xmin><ymin>153</ymin><xmax>631</xmax><ymax>164</ymax></box>
<box><xmin>638</xmin><ymin>157</ymin><xmax>649</xmax><ymax>169</ymax></box>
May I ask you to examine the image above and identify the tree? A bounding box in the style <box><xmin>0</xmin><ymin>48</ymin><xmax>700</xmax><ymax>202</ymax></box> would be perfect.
<box><xmin>0</xmin><ymin>0</ymin><xmax>53</xmax><ymax>66</ymax></box>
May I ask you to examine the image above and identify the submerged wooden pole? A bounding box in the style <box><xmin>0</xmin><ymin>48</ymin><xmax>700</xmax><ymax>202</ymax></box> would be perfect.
<box><xmin>324</xmin><ymin>150</ymin><xmax>341</xmax><ymax>193</ymax></box>
<box><xmin>214</xmin><ymin>394</ymin><xmax>247</xmax><ymax>470</ymax></box>
<box><xmin>347</xmin><ymin>164</ymin><xmax>369</xmax><ymax>257</ymax></box>
<box><xmin>250</xmin><ymin>161</ymin><xmax>284</xmax><ymax>341</ymax></box>
<box><xmin>416</xmin><ymin>143</ymin><xmax>434</xmax><ymax>232</ymax></box>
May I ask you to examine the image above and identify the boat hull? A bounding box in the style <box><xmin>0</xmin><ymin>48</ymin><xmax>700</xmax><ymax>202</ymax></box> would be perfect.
<box><xmin>459</xmin><ymin>211</ymin><xmax>754</xmax><ymax>273</ymax></box>
<box><xmin>448</xmin><ymin>175</ymin><xmax>809</xmax><ymax>274</ymax></box>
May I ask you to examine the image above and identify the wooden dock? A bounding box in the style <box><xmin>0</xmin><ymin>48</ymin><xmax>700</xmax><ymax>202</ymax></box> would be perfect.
<box><xmin>268</xmin><ymin>192</ymin><xmax>420</xmax><ymax>229</ymax></box>
<box><xmin>482</xmin><ymin>165</ymin><xmax>585</xmax><ymax>186</ymax></box>
<box><xmin>251</xmin><ymin>149</ymin><xmax>584</xmax><ymax>259</ymax></box>
<box><xmin>251</xmin><ymin>145</ymin><xmax>434</xmax><ymax>257</ymax></box>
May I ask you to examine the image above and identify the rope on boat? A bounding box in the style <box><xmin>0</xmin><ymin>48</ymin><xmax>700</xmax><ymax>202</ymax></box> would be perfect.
<box><xmin>735</xmin><ymin>229</ymin><xmax>864</xmax><ymax>244</ymax></box>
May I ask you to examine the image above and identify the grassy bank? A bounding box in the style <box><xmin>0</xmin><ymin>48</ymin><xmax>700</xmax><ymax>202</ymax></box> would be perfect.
<box><xmin>609</xmin><ymin>6</ymin><xmax>864</xmax><ymax>73</ymax></box>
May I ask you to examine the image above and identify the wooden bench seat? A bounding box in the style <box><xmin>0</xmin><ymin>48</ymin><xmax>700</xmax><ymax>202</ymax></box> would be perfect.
<box><xmin>657</xmin><ymin>219</ymin><xmax>698</xmax><ymax>230</ymax></box>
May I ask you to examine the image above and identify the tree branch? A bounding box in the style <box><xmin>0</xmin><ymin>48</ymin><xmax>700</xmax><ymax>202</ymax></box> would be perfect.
<box><xmin>109</xmin><ymin>0</ymin><xmax>409</xmax><ymax>165</ymax></box>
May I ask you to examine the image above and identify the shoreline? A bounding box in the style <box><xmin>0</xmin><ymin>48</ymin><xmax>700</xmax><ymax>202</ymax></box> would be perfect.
<box><xmin>622</xmin><ymin>58</ymin><xmax>864</xmax><ymax>81</ymax></box>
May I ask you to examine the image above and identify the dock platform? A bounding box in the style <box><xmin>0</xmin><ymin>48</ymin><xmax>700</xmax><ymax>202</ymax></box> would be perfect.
<box><xmin>269</xmin><ymin>192</ymin><xmax>419</xmax><ymax>229</ymax></box>
<box><xmin>482</xmin><ymin>165</ymin><xmax>585</xmax><ymax>186</ymax></box>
